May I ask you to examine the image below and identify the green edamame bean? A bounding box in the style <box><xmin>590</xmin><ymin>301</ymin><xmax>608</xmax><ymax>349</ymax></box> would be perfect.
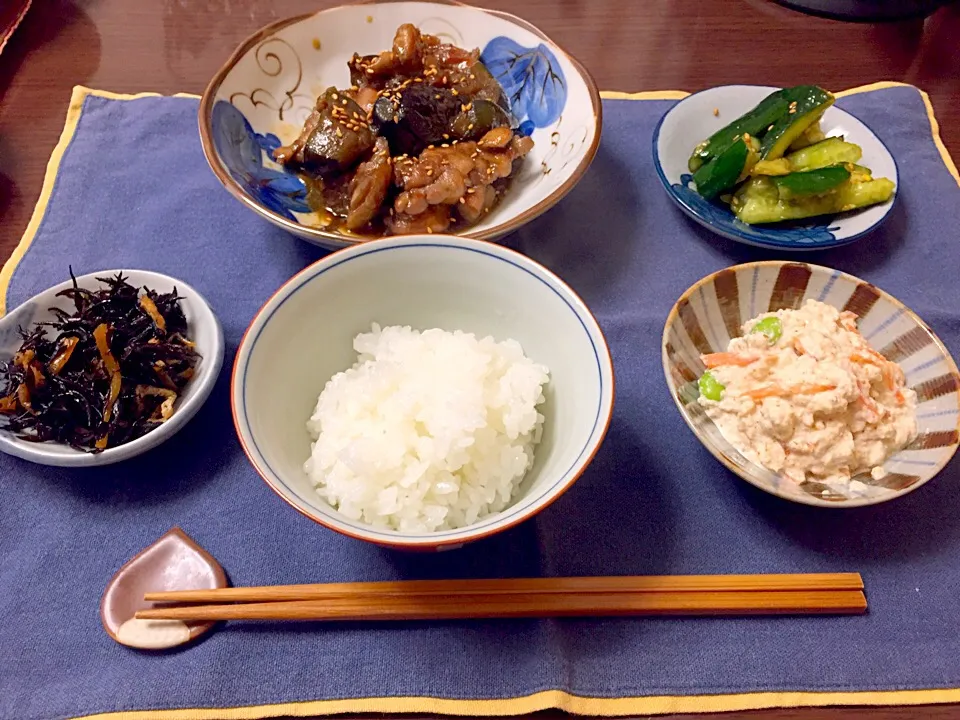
<box><xmin>698</xmin><ymin>371</ymin><xmax>725</xmax><ymax>401</ymax></box>
<box><xmin>752</xmin><ymin>316</ymin><xmax>782</xmax><ymax>344</ymax></box>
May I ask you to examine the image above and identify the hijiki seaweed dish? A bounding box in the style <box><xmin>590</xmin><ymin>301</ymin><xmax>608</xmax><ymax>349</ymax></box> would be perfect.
<box><xmin>273</xmin><ymin>23</ymin><xmax>535</xmax><ymax>236</ymax></box>
<box><xmin>0</xmin><ymin>272</ymin><xmax>199</xmax><ymax>452</ymax></box>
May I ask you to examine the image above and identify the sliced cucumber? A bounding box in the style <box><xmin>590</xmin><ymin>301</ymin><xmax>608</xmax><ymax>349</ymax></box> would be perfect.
<box><xmin>731</xmin><ymin>175</ymin><xmax>895</xmax><ymax>224</ymax></box>
<box><xmin>738</xmin><ymin>134</ymin><xmax>762</xmax><ymax>181</ymax></box>
<box><xmin>751</xmin><ymin>158</ymin><xmax>793</xmax><ymax>176</ymax></box>
<box><xmin>836</xmin><ymin>177</ymin><xmax>896</xmax><ymax>210</ymax></box>
<box><xmin>787</xmin><ymin>121</ymin><xmax>826</xmax><ymax>151</ymax></box>
<box><xmin>773</xmin><ymin>166</ymin><xmax>851</xmax><ymax>200</ymax></box>
<box><xmin>787</xmin><ymin>137</ymin><xmax>862</xmax><ymax>171</ymax></box>
<box><xmin>688</xmin><ymin>89</ymin><xmax>791</xmax><ymax>172</ymax></box>
<box><xmin>693</xmin><ymin>137</ymin><xmax>749</xmax><ymax>200</ymax></box>
<box><xmin>760</xmin><ymin>86</ymin><xmax>835</xmax><ymax>160</ymax></box>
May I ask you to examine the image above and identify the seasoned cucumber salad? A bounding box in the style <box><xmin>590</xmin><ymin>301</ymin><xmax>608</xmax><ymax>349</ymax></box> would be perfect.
<box><xmin>688</xmin><ymin>86</ymin><xmax>895</xmax><ymax>224</ymax></box>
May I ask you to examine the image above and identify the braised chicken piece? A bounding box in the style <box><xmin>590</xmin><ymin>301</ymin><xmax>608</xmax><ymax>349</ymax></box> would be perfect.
<box><xmin>346</xmin><ymin>138</ymin><xmax>393</xmax><ymax>231</ymax></box>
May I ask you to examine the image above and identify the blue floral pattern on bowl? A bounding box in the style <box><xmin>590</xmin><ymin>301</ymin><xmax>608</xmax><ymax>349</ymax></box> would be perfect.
<box><xmin>671</xmin><ymin>174</ymin><xmax>839</xmax><ymax>247</ymax></box>
<box><xmin>480</xmin><ymin>36</ymin><xmax>567</xmax><ymax>130</ymax></box>
<box><xmin>210</xmin><ymin>100</ymin><xmax>308</xmax><ymax>222</ymax></box>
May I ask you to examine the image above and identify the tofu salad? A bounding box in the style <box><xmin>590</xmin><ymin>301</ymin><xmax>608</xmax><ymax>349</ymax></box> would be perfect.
<box><xmin>697</xmin><ymin>299</ymin><xmax>917</xmax><ymax>489</ymax></box>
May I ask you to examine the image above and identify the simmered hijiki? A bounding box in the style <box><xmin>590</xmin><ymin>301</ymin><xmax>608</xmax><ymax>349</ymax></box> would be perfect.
<box><xmin>273</xmin><ymin>24</ymin><xmax>535</xmax><ymax>236</ymax></box>
<box><xmin>0</xmin><ymin>272</ymin><xmax>199</xmax><ymax>452</ymax></box>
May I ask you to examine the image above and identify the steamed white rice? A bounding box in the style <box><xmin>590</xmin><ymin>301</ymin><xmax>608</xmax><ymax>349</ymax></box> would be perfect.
<box><xmin>304</xmin><ymin>324</ymin><xmax>550</xmax><ymax>533</ymax></box>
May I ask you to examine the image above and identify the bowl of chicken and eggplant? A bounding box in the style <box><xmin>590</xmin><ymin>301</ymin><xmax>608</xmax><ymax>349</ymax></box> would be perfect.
<box><xmin>199</xmin><ymin>1</ymin><xmax>601</xmax><ymax>249</ymax></box>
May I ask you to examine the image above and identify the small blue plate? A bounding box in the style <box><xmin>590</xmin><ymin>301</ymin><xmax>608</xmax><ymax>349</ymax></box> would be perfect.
<box><xmin>653</xmin><ymin>85</ymin><xmax>898</xmax><ymax>251</ymax></box>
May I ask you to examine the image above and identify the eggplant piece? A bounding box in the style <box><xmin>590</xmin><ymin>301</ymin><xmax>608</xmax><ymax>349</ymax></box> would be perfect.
<box><xmin>274</xmin><ymin>88</ymin><xmax>374</xmax><ymax>176</ymax></box>
<box><xmin>373</xmin><ymin>85</ymin><xmax>513</xmax><ymax>155</ymax></box>
<box><xmin>450</xmin><ymin>99</ymin><xmax>512</xmax><ymax>141</ymax></box>
<box><xmin>372</xmin><ymin>84</ymin><xmax>462</xmax><ymax>156</ymax></box>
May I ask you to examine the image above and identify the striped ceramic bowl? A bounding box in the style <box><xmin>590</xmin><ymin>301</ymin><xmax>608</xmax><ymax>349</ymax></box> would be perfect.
<box><xmin>662</xmin><ymin>261</ymin><xmax>959</xmax><ymax>507</ymax></box>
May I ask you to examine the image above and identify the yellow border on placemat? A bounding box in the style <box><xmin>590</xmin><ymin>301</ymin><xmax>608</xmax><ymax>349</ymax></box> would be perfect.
<box><xmin>0</xmin><ymin>86</ymin><xmax>200</xmax><ymax>315</ymax></box>
<box><xmin>2</xmin><ymin>83</ymin><xmax>959</xmax><ymax>720</ymax></box>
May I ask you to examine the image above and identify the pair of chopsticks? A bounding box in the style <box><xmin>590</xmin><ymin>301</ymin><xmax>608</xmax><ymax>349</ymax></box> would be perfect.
<box><xmin>136</xmin><ymin>573</ymin><xmax>866</xmax><ymax>623</ymax></box>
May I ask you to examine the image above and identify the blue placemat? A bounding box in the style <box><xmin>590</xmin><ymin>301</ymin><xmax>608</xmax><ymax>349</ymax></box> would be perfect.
<box><xmin>1</xmin><ymin>84</ymin><xmax>959</xmax><ymax>720</ymax></box>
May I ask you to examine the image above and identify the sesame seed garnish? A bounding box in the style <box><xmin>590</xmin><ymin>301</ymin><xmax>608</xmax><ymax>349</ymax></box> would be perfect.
<box><xmin>467</xmin><ymin>123</ymin><xmax>474</xmax><ymax>131</ymax></box>
<box><xmin>467</xmin><ymin>187</ymin><xmax>475</xmax><ymax>194</ymax></box>
<box><xmin>331</xmin><ymin>92</ymin><xmax>339</xmax><ymax>100</ymax></box>
<box><xmin>426</xmin><ymin>227</ymin><xmax>433</xmax><ymax>233</ymax></box>
<box><xmin>451</xmin><ymin>89</ymin><xmax>459</xmax><ymax>96</ymax></box>
<box><xmin>435</xmin><ymin>94</ymin><xmax>441</xmax><ymax>100</ymax></box>
<box><xmin>441</xmin><ymin>143</ymin><xmax>449</xmax><ymax>148</ymax></box>
<box><xmin>336</xmin><ymin>127</ymin><xmax>343</xmax><ymax>137</ymax></box>
<box><xmin>442</xmin><ymin>133</ymin><xmax>450</xmax><ymax>140</ymax></box>
<box><xmin>393</xmin><ymin>115</ymin><xmax>399</xmax><ymax>123</ymax></box>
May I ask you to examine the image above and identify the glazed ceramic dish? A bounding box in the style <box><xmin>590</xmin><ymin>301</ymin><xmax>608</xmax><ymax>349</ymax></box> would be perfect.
<box><xmin>662</xmin><ymin>261</ymin><xmax>959</xmax><ymax>507</ymax></box>
<box><xmin>199</xmin><ymin>1</ymin><xmax>602</xmax><ymax>250</ymax></box>
<box><xmin>653</xmin><ymin>85</ymin><xmax>898</xmax><ymax>251</ymax></box>
<box><xmin>0</xmin><ymin>270</ymin><xmax>224</xmax><ymax>467</ymax></box>
<box><xmin>232</xmin><ymin>235</ymin><xmax>615</xmax><ymax>549</ymax></box>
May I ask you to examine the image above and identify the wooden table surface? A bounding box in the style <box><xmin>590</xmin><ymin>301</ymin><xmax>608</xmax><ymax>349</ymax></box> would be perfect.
<box><xmin>2</xmin><ymin>1</ymin><xmax>959</xmax><ymax>719</ymax></box>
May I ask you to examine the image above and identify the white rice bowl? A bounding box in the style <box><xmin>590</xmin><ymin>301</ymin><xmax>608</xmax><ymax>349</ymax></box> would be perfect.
<box><xmin>304</xmin><ymin>324</ymin><xmax>550</xmax><ymax>533</ymax></box>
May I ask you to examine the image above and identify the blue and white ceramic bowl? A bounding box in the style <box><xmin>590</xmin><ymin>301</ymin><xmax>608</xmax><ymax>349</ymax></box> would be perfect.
<box><xmin>199</xmin><ymin>1</ymin><xmax>601</xmax><ymax>250</ymax></box>
<box><xmin>662</xmin><ymin>262</ymin><xmax>959</xmax><ymax>507</ymax></box>
<box><xmin>653</xmin><ymin>85</ymin><xmax>898</xmax><ymax>251</ymax></box>
<box><xmin>232</xmin><ymin>235</ymin><xmax>614</xmax><ymax>549</ymax></box>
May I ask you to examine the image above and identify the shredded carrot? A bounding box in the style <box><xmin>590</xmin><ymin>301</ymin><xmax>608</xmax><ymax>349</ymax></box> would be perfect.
<box><xmin>701</xmin><ymin>352</ymin><xmax>759</xmax><ymax>369</ymax></box>
<box><xmin>28</xmin><ymin>362</ymin><xmax>46</xmax><ymax>389</ymax></box>
<box><xmin>792</xmin><ymin>338</ymin><xmax>806</xmax><ymax>355</ymax></box>
<box><xmin>0</xmin><ymin>393</ymin><xmax>17</xmax><ymax>413</ymax></box>
<box><xmin>857</xmin><ymin>382</ymin><xmax>880</xmax><ymax>416</ymax></box>
<box><xmin>47</xmin><ymin>336</ymin><xmax>78</xmax><ymax>375</ymax></box>
<box><xmin>839</xmin><ymin>310</ymin><xmax>859</xmax><ymax>331</ymax></box>
<box><xmin>14</xmin><ymin>349</ymin><xmax>35</xmax><ymax>368</ymax></box>
<box><xmin>93</xmin><ymin>323</ymin><xmax>122</xmax><ymax>423</ymax></box>
<box><xmin>139</xmin><ymin>295</ymin><xmax>167</xmax><ymax>333</ymax></box>
<box><xmin>16</xmin><ymin>383</ymin><xmax>34</xmax><ymax>414</ymax></box>
<box><xmin>895</xmin><ymin>388</ymin><xmax>906</xmax><ymax>405</ymax></box>
<box><xmin>745</xmin><ymin>383</ymin><xmax>836</xmax><ymax>400</ymax></box>
<box><xmin>882</xmin><ymin>364</ymin><xmax>897</xmax><ymax>392</ymax></box>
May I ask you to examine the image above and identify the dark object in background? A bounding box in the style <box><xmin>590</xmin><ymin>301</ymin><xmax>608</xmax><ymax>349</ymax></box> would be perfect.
<box><xmin>772</xmin><ymin>0</ymin><xmax>949</xmax><ymax>21</ymax></box>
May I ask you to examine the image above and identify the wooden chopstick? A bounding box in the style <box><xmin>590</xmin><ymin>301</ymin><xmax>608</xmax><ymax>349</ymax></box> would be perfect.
<box><xmin>144</xmin><ymin>573</ymin><xmax>864</xmax><ymax>604</ymax></box>
<box><xmin>136</xmin><ymin>589</ymin><xmax>867</xmax><ymax>622</ymax></box>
